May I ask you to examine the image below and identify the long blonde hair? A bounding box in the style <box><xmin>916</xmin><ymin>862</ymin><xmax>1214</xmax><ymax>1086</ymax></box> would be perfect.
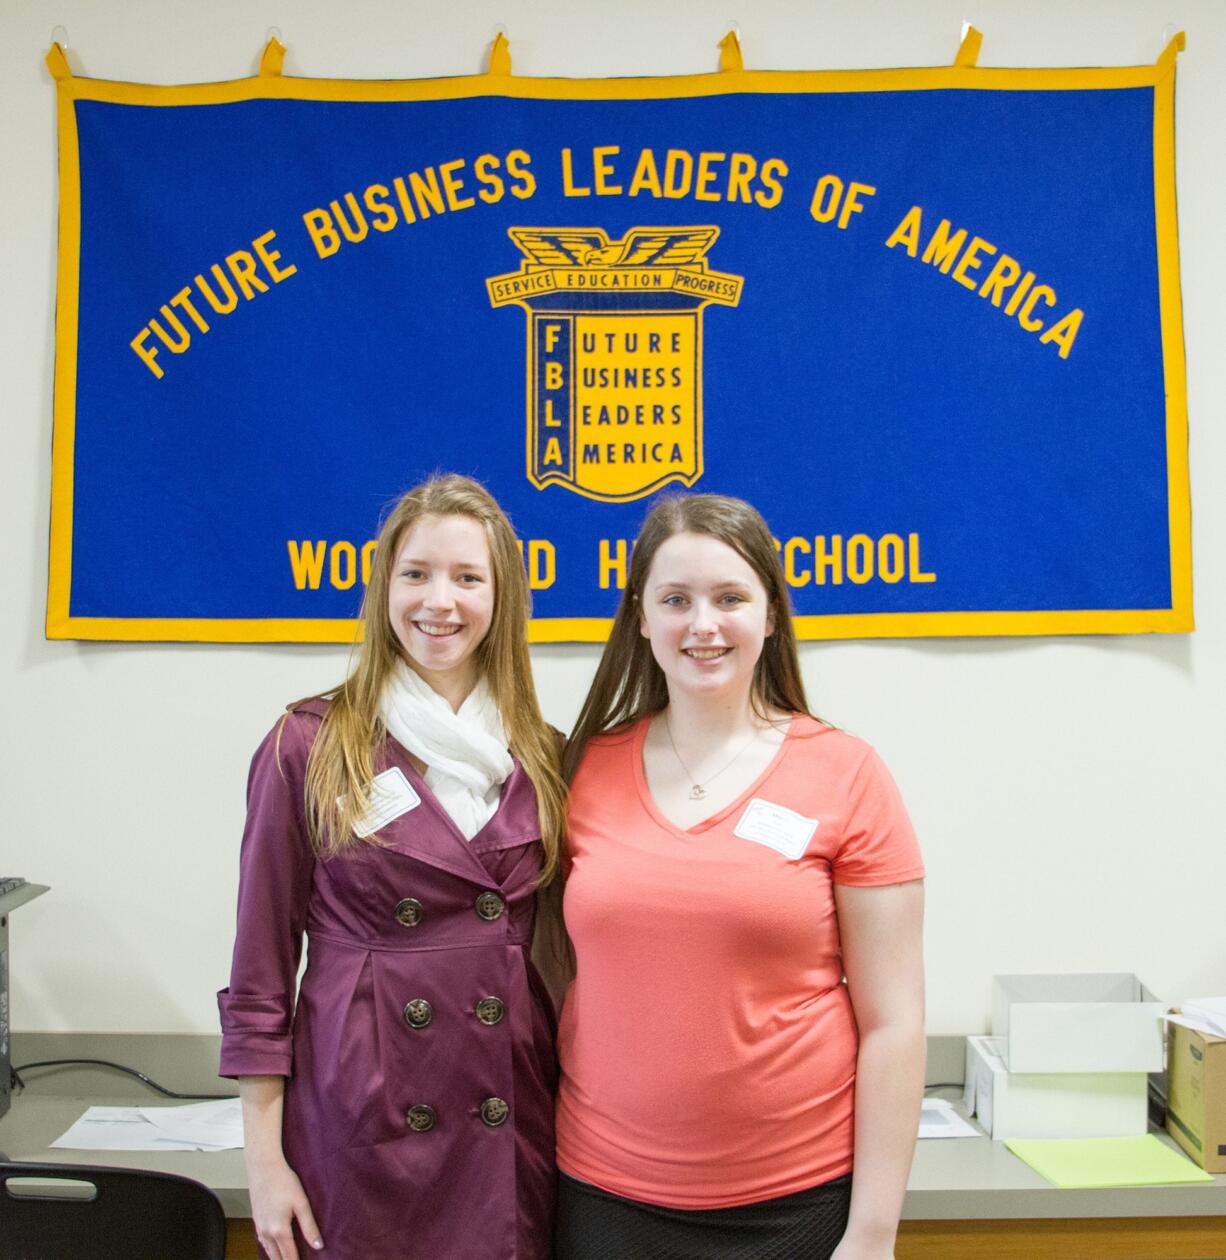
<box><xmin>300</xmin><ymin>475</ymin><xmax>566</xmax><ymax>882</ymax></box>
<box><xmin>563</xmin><ymin>493</ymin><xmax>812</xmax><ymax>782</ymax></box>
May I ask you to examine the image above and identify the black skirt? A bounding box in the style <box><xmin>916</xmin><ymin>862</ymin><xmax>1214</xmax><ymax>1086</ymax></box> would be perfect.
<box><xmin>555</xmin><ymin>1171</ymin><xmax>853</xmax><ymax>1260</ymax></box>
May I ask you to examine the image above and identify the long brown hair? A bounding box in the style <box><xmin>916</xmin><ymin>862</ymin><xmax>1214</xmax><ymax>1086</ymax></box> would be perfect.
<box><xmin>563</xmin><ymin>494</ymin><xmax>812</xmax><ymax>782</ymax></box>
<box><xmin>300</xmin><ymin>474</ymin><xmax>566</xmax><ymax>882</ymax></box>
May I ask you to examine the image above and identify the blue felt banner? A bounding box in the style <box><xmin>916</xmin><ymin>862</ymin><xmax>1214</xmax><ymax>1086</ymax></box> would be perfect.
<box><xmin>46</xmin><ymin>41</ymin><xmax>1192</xmax><ymax>641</ymax></box>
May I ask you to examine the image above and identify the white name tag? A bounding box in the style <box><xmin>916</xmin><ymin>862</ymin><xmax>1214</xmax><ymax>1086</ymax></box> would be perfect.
<box><xmin>348</xmin><ymin>767</ymin><xmax>422</xmax><ymax>838</ymax></box>
<box><xmin>733</xmin><ymin>797</ymin><xmax>819</xmax><ymax>860</ymax></box>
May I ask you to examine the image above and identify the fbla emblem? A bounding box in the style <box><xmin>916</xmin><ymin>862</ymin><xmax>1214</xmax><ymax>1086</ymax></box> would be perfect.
<box><xmin>487</xmin><ymin>227</ymin><xmax>743</xmax><ymax>502</ymax></box>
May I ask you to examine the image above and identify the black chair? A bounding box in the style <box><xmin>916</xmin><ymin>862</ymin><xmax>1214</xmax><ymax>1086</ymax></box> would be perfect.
<box><xmin>0</xmin><ymin>1160</ymin><xmax>227</xmax><ymax>1259</ymax></box>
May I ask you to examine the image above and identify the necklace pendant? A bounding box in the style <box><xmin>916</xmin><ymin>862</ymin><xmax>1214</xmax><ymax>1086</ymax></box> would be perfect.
<box><xmin>689</xmin><ymin>784</ymin><xmax>706</xmax><ymax>801</ymax></box>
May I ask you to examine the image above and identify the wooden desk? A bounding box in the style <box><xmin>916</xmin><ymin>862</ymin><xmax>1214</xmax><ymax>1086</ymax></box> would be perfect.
<box><xmin>4</xmin><ymin>1034</ymin><xmax>1224</xmax><ymax>1259</ymax></box>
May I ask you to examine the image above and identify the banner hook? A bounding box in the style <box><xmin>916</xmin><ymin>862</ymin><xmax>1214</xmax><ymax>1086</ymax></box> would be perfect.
<box><xmin>260</xmin><ymin>30</ymin><xmax>286</xmax><ymax>77</ymax></box>
<box><xmin>45</xmin><ymin>27</ymin><xmax>72</xmax><ymax>81</ymax></box>
<box><xmin>1157</xmin><ymin>28</ymin><xmax>1186</xmax><ymax>71</ymax></box>
<box><xmin>488</xmin><ymin>28</ymin><xmax>512</xmax><ymax>76</ymax></box>
<box><xmin>719</xmin><ymin>24</ymin><xmax>744</xmax><ymax>73</ymax></box>
<box><xmin>954</xmin><ymin>22</ymin><xmax>983</xmax><ymax>68</ymax></box>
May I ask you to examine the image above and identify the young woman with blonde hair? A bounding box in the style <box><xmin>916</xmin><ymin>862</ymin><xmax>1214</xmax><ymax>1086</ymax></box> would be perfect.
<box><xmin>555</xmin><ymin>494</ymin><xmax>925</xmax><ymax>1260</ymax></box>
<box><xmin>219</xmin><ymin>474</ymin><xmax>565</xmax><ymax>1260</ymax></box>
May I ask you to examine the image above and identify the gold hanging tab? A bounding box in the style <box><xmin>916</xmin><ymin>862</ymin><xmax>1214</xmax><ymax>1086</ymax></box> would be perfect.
<box><xmin>719</xmin><ymin>29</ymin><xmax>744</xmax><ymax>73</ymax></box>
<box><xmin>954</xmin><ymin>25</ymin><xmax>983</xmax><ymax>67</ymax></box>
<box><xmin>488</xmin><ymin>31</ymin><xmax>512</xmax><ymax>76</ymax></box>
<box><xmin>45</xmin><ymin>41</ymin><xmax>71</xmax><ymax>81</ymax></box>
<box><xmin>259</xmin><ymin>36</ymin><xmax>286</xmax><ymax>77</ymax></box>
<box><xmin>1157</xmin><ymin>30</ymin><xmax>1186</xmax><ymax>72</ymax></box>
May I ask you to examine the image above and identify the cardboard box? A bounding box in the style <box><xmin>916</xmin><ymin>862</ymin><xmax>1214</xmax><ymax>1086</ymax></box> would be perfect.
<box><xmin>1167</xmin><ymin>1019</ymin><xmax>1226</xmax><ymax>1172</ymax></box>
<box><xmin>992</xmin><ymin>973</ymin><xmax>1165</xmax><ymax>1073</ymax></box>
<box><xmin>964</xmin><ymin>1035</ymin><xmax>1149</xmax><ymax>1139</ymax></box>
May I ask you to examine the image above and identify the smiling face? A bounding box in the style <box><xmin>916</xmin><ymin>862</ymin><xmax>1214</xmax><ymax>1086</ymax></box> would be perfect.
<box><xmin>387</xmin><ymin>513</ymin><xmax>495</xmax><ymax>707</ymax></box>
<box><xmin>639</xmin><ymin>531</ymin><xmax>774</xmax><ymax>706</ymax></box>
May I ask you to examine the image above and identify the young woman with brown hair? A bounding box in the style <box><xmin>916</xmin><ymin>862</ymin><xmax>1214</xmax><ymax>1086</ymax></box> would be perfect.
<box><xmin>219</xmin><ymin>474</ymin><xmax>565</xmax><ymax>1260</ymax></box>
<box><xmin>555</xmin><ymin>494</ymin><xmax>926</xmax><ymax>1260</ymax></box>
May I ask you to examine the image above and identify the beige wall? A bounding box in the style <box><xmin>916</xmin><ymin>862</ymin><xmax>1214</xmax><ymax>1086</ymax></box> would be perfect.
<box><xmin>3</xmin><ymin>0</ymin><xmax>1223</xmax><ymax>1038</ymax></box>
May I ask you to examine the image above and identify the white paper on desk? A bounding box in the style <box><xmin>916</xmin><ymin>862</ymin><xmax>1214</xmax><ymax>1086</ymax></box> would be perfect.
<box><xmin>51</xmin><ymin>1106</ymin><xmax>209</xmax><ymax>1152</ymax></box>
<box><xmin>918</xmin><ymin>1097</ymin><xmax>981</xmax><ymax>1139</ymax></box>
<box><xmin>1174</xmin><ymin>997</ymin><xmax>1226</xmax><ymax>1039</ymax></box>
<box><xmin>1168</xmin><ymin>1011</ymin><xmax>1226</xmax><ymax>1040</ymax></box>
<box><xmin>138</xmin><ymin>1098</ymin><xmax>243</xmax><ymax>1150</ymax></box>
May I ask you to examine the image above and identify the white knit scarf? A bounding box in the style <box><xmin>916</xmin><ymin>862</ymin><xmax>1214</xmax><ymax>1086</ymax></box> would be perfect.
<box><xmin>379</xmin><ymin>662</ymin><xmax>513</xmax><ymax>840</ymax></box>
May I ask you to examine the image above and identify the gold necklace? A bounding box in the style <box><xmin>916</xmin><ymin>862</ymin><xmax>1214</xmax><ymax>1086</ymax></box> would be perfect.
<box><xmin>663</xmin><ymin>712</ymin><xmax>763</xmax><ymax>801</ymax></box>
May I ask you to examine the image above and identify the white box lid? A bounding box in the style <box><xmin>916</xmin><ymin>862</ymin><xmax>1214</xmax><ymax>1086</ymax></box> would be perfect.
<box><xmin>992</xmin><ymin>973</ymin><xmax>1165</xmax><ymax>1073</ymax></box>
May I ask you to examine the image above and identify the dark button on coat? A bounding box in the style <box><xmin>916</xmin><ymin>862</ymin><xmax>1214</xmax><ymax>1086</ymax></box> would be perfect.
<box><xmin>218</xmin><ymin>701</ymin><xmax>557</xmax><ymax>1260</ymax></box>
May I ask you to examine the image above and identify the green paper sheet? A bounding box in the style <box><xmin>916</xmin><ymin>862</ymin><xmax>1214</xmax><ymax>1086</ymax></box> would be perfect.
<box><xmin>1005</xmin><ymin>1135</ymin><xmax>1214</xmax><ymax>1188</ymax></box>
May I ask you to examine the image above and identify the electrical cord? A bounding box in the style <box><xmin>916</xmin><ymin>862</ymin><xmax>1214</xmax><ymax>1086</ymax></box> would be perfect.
<box><xmin>11</xmin><ymin>1063</ymin><xmax>966</xmax><ymax>1102</ymax></box>
<box><xmin>11</xmin><ymin>1058</ymin><xmax>233</xmax><ymax>1101</ymax></box>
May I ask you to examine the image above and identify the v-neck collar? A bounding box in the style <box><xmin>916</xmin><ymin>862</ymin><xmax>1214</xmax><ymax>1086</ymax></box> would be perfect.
<box><xmin>631</xmin><ymin>713</ymin><xmax>798</xmax><ymax>837</ymax></box>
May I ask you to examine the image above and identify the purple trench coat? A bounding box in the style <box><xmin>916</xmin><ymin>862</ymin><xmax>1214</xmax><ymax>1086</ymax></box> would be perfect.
<box><xmin>218</xmin><ymin>701</ymin><xmax>557</xmax><ymax>1260</ymax></box>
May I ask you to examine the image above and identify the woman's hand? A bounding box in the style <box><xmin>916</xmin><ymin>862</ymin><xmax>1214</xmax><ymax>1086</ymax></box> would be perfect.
<box><xmin>247</xmin><ymin>1152</ymin><xmax>324</xmax><ymax>1259</ymax></box>
<box><xmin>239</xmin><ymin>1075</ymin><xmax>323</xmax><ymax>1258</ymax></box>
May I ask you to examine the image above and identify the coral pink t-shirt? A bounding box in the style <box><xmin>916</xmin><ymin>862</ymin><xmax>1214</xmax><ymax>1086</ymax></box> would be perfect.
<box><xmin>555</xmin><ymin>715</ymin><xmax>924</xmax><ymax>1209</ymax></box>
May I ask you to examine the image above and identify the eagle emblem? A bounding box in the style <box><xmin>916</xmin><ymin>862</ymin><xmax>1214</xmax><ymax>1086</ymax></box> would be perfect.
<box><xmin>487</xmin><ymin>227</ymin><xmax>743</xmax><ymax>502</ymax></box>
